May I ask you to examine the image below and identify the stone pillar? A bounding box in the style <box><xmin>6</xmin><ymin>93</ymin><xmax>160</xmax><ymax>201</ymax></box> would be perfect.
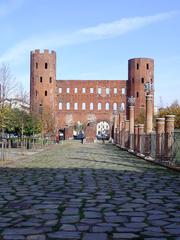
<box><xmin>125</xmin><ymin>120</ymin><xmax>130</xmax><ymax>148</ymax></box>
<box><xmin>145</xmin><ymin>94</ymin><xmax>153</xmax><ymax>156</ymax></box>
<box><xmin>134</xmin><ymin>125</ymin><xmax>139</xmax><ymax>152</ymax></box>
<box><xmin>129</xmin><ymin>105</ymin><xmax>135</xmax><ymax>151</ymax></box>
<box><xmin>137</xmin><ymin>124</ymin><xmax>144</xmax><ymax>156</ymax></box>
<box><xmin>164</xmin><ymin>115</ymin><xmax>175</xmax><ymax>161</ymax></box>
<box><xmin>156</xmin><ymin>118</ymin><xmax>165</xmax><ymax>161</ymax></box>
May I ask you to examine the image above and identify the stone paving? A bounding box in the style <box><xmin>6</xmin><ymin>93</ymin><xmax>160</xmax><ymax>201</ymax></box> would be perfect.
<box><xmin>0</xmin><ymin>141</ymin><xmax>180</xmax><ymax>240</ymax></box>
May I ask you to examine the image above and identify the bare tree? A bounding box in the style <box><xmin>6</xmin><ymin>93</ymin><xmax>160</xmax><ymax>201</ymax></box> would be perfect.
<box><xmin>0</xmin><ymin>63</ymin><xmax>17</xmax><ymax>105</ymax></box>
<box><xmin>14</xmin><ymin>82</ymin><xmax>29</xmax><ymax>104</ymax></box>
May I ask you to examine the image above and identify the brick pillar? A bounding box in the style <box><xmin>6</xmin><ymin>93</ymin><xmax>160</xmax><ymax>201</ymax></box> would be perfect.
<box><xmin>114</xmin><ymin>115</ymin><xmax>118</xmax><ymax>144</ymax></box>
<box><xmin>137</xmin><ymin>124</ymin><xmax>144</xmax><ymax>156</ymax></box>
<box><xmin>119</xmin><ymin>112</ymin><xmax>124</xmax><ymax>146</ymax></box>
<box><xmin>129</xmin><ymin>105</ymin><xmax>135</xmax><ymax>151</ymax></box>
<box><xmin>125</xmin><ymin>120</ymin><xmax>130</xmax><ymax>148</ymax></box>
<box><xmin>164</xmin><ymin>115</ymin><xmax>175</xmax><ymax>161</ymax></box>
<box><xmin>145</xmin><ymin>94</ymin><xmax>153</xmax><ymax>156</ymax></box>
<box><xmin>134</xmin><ymin>124</ymin><xmax>139</xmax><ymax>152</ymax></box>
<box><xmin>156</xmin><ymin>118</ymin><xmax>165</xmax><ymax>161</ymax></box>
<box><xmin>121</xmin><ymin>121</ymin><xmax>125</xmax><ymax>148</ymax></box>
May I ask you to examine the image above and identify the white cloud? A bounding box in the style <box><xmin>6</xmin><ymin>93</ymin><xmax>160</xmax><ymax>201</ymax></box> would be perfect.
<box><xmin>0</xmin><ymin>11</ymin><xmax>178</xmax><ymax>65</ymax></box>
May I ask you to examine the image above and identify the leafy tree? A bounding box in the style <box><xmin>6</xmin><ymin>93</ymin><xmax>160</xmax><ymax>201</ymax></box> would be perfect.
<box><xmin>158</xmin><ymin>100</ymin><xmax>180</xmax><ymax>129</ymax></box>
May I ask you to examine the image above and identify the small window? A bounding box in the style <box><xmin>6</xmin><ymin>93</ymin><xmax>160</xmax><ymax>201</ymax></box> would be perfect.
<box><xmin>59</xmin><ymin>102</ymin><xmax>62</xmax><ymax>110</ymax></box>
<box><xmin>122</xmin><ymin>88</ymin><xmax>125</xmax><ymax>95</ymax></box>
<box><xmin>147</xmin><ymin>63</ymin><xmax>149</xmax><ymax>70</ymax></box>
<box><xmin>141</xmin><ymin>78</ymin><xmax>144</xmax><ymax>84</ymax></box>
<box><xmin>98</xmin><ymin>88</ymin><xmax>102</xmax><ymax>94</ymax></box>
<box><xmin>136</xmin><ymin>92</ymin><xmax>139</xmax><ymax>98</ymax></box>
<box><xmin>105</xmin><ymin>102</ymin><xmax>110</xmax><ymax>110</ymax></box>
<box><xmin>35</xmin><ymin>90</ymin><xmax>38</xmax><ymax>96</ymax></box>
<box><xmin>59</xmin><ymin>88</ymin><xmax>62</xmax><ymax>93</ymax></box>
<box><xmin>82</xmin><ymin>88</ymin><xmax>86</xmax><ymax>93</ymax></box>
<box><xmin>66</xmin><ymin>102</ymin><xmax>70</xmax><ymax>110</ymax></box>
<box><xmin>113</xmin><ymin>102</ymin><xmax>117</xmax><ymax>110</ymax></box>
<box><xmin>67</xmin><ymin>88</ymin><xmax>70</xmax><ymax>93</ymax></box>
<box><xmin>90</xmin><ymin>88</ymin><xmax>94</xmax><ymax>93</ymax></box>
<box><xmin>106</xmin><ymin>88</ymin><xmax>110</xmax><ymax>95</ymax></box>
<box><xmin>137</xmin><ymin>63</ymin><xmax>139</xmax><ymax>70</ymax></box>
<box><xmin>36</xmin><ymin>62</ymin><xmax>38</xmax><ymax>69</ymax></box>
<box><xmin>49</xmin><ymin>77</ymin><xmax>52</xmax><ymax>83</ymax></box>
<box><xmin>45</xmin><ymin>90</ymin><xmax>47</xmax><ymax>96</ymax></box>
<box><xmin>74</xmin><ymin>102</ymin><xmax>78</xmax><ymax>110</ymax></box>
<box><xmin>45</xmin><ymin>62</ymin><xmax>48</xmax><ymax>69</ymax></box>
<box><xmin>40</xmin><ymin>76</ymin><xmax>42</xmax><ymax>83</ymax></box>
<box><xmin>74</xmin><ymin>88</ymin><xmax>78</xmax><ymax>93</ymax></box>
<box><xmin>82</xmin><ymin>103</ymin><xmax>86</xmax><ymax>110</ymax></box>
<box><xmin>90</xmin><ymin>102</ymin><xmax>93</xmax><ymax>110</ymax></box>
<box><xmin>132</xmin><ymin>78</ymin><xmax>134</xmax><ymax>83</ymax></box>
<box><xmin>114</xmin><ymin>88</ymin><xmax>117</xmax><ymax>94</ymax></box>
<box><xmin>98</xmin><ymin>102</ymin><xmax>102</xmax><ymax>110</ymax></box>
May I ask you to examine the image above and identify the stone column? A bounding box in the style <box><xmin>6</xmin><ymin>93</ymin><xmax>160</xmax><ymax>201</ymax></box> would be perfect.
<box><xmin>125</xmin><ymin>120</ymin><xmax>130</xmax><ymax>149</ymax></box>
<box><xmin>156</xmin><ymin>118</ymin><xmax>165</xmax><ymax>161</ymax></box>
<box><xmin>134</xmin><ymin>124</ymin><xmax>139</xmax><ymax>152</ymax></box>
<box><xmin>137</xmin><ymin>124</ymin><xmax>144</xmax><ymax>156</ymax></box>
<box><xmin>164</xmin><ymin>115</ymin><xmax>175</xmax><ymax>161</ymax></box>
<box><xmin>145</xmin><ymin>94</ymin><xmax>153</xmax><ymax>156</ymax></box>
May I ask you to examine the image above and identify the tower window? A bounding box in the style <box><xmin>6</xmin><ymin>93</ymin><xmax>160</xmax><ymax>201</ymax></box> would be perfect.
<box><xmin>137</xmin><ymin>63</ymin><xmax>139</xmax><ymax>70</ymax></box>
<box><xmin>49</xmin><ymin>77</ymin><xmax>52</xmax><ymax>83</ymax></box>
<box><xmin>141</xmin><ymin>78</ymin><xmax>144</xmax><ymax>84</ymax></box>
<box><xmin>40</xmin><ymin>76</ymin><xmax>42</xmax><ymax>82</ymax></box>
<box><xmin>36</xmin><ymin>62</ymin><xmax>38</xmax><ymax>69</ymax></box>
<box><xmin>59</xmin><ymin>102</ymin><xmax>62</xmax><ymax>110</ymax></box>
<box><xmin>132</xmin><ymin>78</ymin><xmax>134</xmax><ymax>83</ymax></box>
<box><xmin>147</xmin><ymin>63</ymin><xmax>149</xmax><ymax>70</ymax></box>
<box><xmin>45</xmin><ymin>90</ymin><xmax>47</xmax><ymax>96</ymax></box>
<box><xmin>136</xmin><ymin>92</ymin><xmax>139</xmax><ymax>98</ymax></box>
<box><xmin>45</xmin><ymin>62</ymin><xmax>48</xmax><ymax>69</ymax></box>
<box><xmin>35</xmin><ymin>90</ymin><xmax>37</xmax><ymax>96</ymax></box>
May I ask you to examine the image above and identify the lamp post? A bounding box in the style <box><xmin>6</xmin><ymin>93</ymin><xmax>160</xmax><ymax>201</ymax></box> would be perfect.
<box><xmin>127</xmin><ymin>96</ymin><xmax>135</xmax><ymax>151</ymax></box>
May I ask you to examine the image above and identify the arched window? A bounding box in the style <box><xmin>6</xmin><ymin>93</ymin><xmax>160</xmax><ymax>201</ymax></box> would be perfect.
<box><xmin>59</xmin><ymin>102</ymin><xmax>62</xmax><ymax>110</ymax></box>
<box><xmin>66</xmin><ymin>102</ymin><xmax>70</xmax><ymax>110</ymax></box>
<box><xmin>82</xmin><ymin>103</ymin><xmax>86</xmax><ymax>110</ymax></box>
<box><xmin>90</xmin><ymin>103</ymin><xmax>93</xmax><ymax>110</ymax></box>
<box><xmin>113</xmin><ymin>102</ymin><xmax>117</xmax><ymax>110</ymax></box>
<box><xmin>98</xmin><ymin>103</ymin><xmax>102</xmax><ymax>110</ymax></box>
<box><xmin>45</xmin><ymin>62</ymin><xmax>48</xmax><ymax>69</ymax></box>
<box><xmin>121</xmin><ymin>102</ymin><xmax>125</xmax><ymax>110</ymax></box>
<box><xmin>45</xmin><ymin>90</ymin><xmax>47</xmax><ymax>96</ymax></box>
<box><xmin>105</xmin><ymin>102</ymin><xmax>110</xmax><ymax>110</ymax></box>
<box><xmin>74</xmin><ymin>103</ymin><xmax>78</xmax><ymax>110</ymax></box>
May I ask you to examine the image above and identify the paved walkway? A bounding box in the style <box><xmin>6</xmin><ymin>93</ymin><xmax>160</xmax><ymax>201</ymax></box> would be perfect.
<box><xmin>0</xmin><ymin>141</ymin><xmax>180</xmax><ymax>240</ymax></box>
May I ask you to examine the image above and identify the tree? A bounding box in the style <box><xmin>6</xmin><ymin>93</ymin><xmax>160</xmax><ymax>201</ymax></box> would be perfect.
<box><xmin>158</xmin><ymin>100</ymin><xmax>180</xmax><ymax>129</ymax></box>
<box><xmin>0</xmin><ymin>63</ymin><xmax>17</xmax><ymax>105</ymax></box>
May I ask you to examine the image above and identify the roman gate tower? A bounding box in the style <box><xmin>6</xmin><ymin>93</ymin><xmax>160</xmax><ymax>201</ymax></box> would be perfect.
<box><xmin>127</xmin><ymin>58</ymin><xmax>154</xmax><ymax>120</ymax></box>
<box><xmin>30</xmin><ymin>49</ymin><xmax>57</xmax><ymax>124</ymax></box>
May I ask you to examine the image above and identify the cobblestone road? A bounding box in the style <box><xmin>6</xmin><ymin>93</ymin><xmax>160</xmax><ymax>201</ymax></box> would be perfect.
<box><xmin>0</xmin><ymin>141</ymin><xmax>180</xmax><ymax>240</ymax></box>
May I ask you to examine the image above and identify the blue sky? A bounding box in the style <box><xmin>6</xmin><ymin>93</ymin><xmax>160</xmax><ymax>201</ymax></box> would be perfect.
<box><xmin>0</xmin><ymin>0</ymin><xmax>180</xmax><ymax>106</ymax></box>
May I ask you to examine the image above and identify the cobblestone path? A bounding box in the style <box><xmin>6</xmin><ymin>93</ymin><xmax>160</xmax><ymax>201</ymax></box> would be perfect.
<box><xmin>0</xmin><ymin>141</ymin><xmax>180</xmax><ymax>240</ymax></box>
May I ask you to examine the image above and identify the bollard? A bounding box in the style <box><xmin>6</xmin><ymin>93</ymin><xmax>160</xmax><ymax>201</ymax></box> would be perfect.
<box><xmin>156</xmin><ymin>118</ymin><xmax>165</xmax><ymax>161</ymax></box>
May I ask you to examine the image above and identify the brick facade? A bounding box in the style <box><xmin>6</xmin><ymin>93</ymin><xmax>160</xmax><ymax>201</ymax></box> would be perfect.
<box><xmin>30</xmin><ymin>49</ymin><xmax>154</xmax><ymax>140</ymax></box>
